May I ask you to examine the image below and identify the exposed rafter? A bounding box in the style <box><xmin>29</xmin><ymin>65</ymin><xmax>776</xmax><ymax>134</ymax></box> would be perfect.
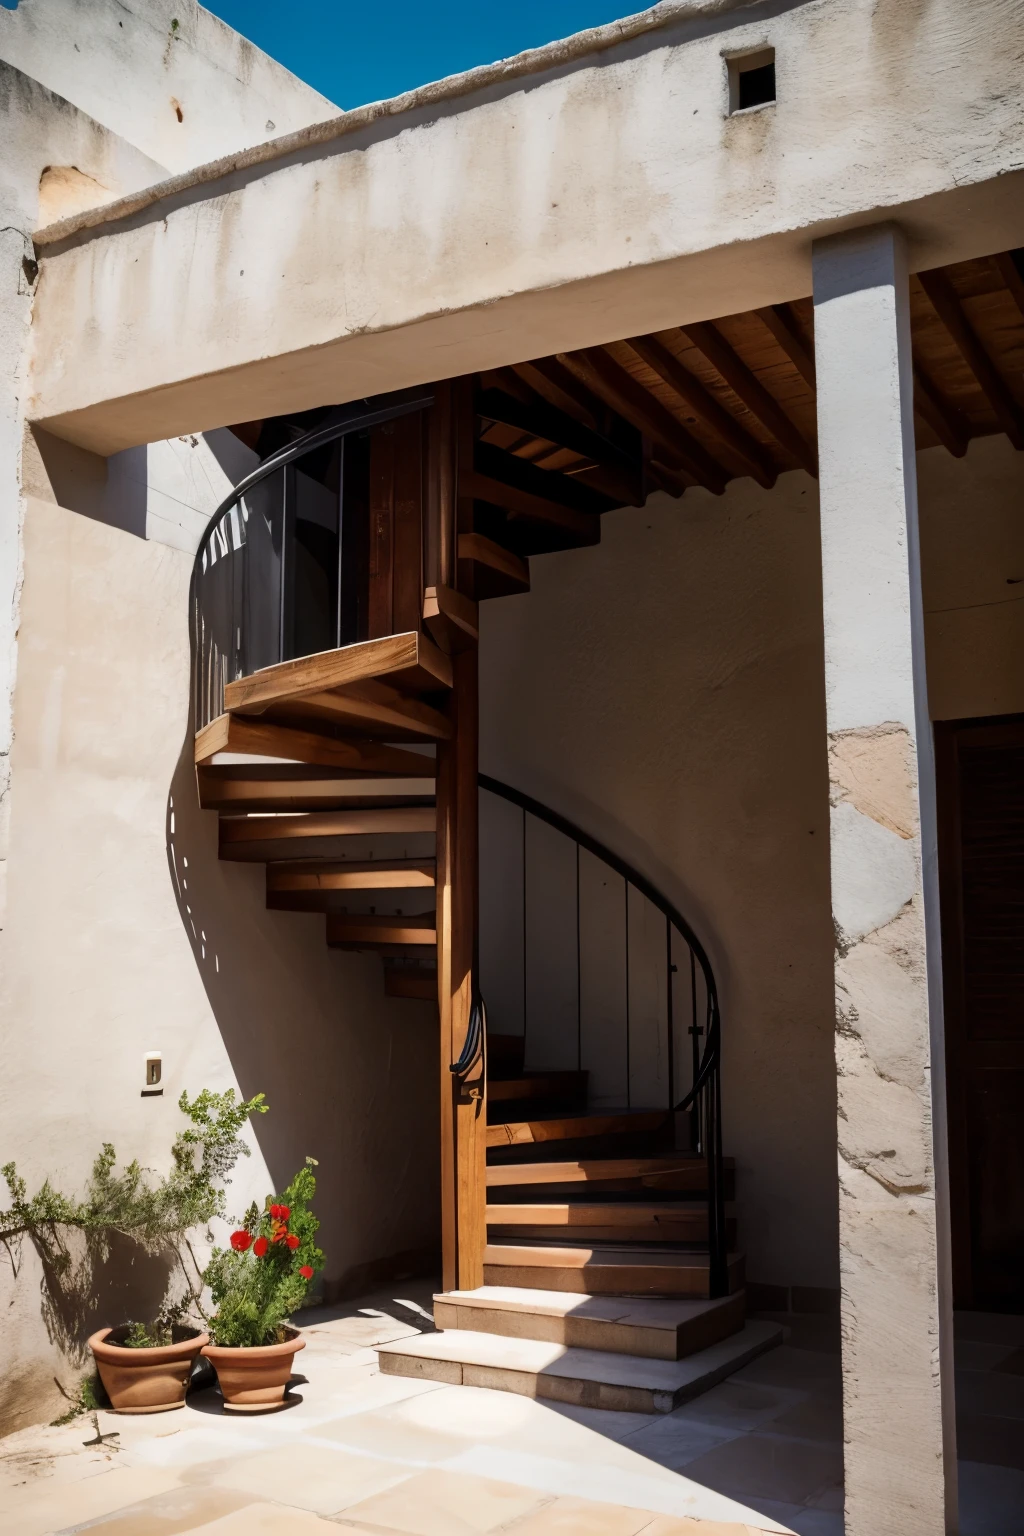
<box><xmin>754</xmin><ymin>304</ymin><xmax>817</xmax><ymax>390</ymax></box>
<box><xmin>626</xmin><ymin>333</ymin><xmax>777</xmax><ymax>490</ymax></box>
<box><xmin>558</xmin><ymin>347</ymin><xmax>728</xmax><ymax>495</ymax></box>
<box><xmin>913</xmin><ymin>366</ymin><xmax>969</xmax><ymax>459</ymax></box>
<box><xmin>682</xmin><ymin>321</ymin><xmax>819</xmax><ymax>477</ymax></box>
<box><xmin>918</xmin><ymin>268</ymin><xmax>1024</xmax><ymax>451</ymax></box>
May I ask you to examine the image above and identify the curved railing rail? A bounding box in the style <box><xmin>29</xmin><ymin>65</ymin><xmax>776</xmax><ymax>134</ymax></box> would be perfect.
<box><xmin>478</xmin><ymin>773</ymin><xmax>727</xmax><ymax>1296</ymax></box>
<box><xmin>190</xmin><ymin>387</ymin><xmax>434</xmax><ymax>733</ymax></box>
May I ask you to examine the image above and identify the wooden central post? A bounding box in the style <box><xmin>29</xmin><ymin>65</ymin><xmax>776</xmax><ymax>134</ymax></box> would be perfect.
<box><xmin>435</xmin><ymin>378</ymin><xmax>486</xmax><ymax>1292</ymax></box>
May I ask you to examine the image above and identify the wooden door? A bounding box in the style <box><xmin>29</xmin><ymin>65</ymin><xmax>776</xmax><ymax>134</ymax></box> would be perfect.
<box><xmin>936</xmin><ymin>715</ymin><xmax>1024</xmax><ymax>1312</ymax></box>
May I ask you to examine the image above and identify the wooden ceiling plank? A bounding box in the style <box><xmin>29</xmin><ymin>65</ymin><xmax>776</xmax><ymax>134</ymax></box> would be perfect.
<box><xmin>558</xmin><ymin>348</ymin><xmax>728</xmax><ymax>494</ymax></box>
<box><xmin>754</xmin><ymin>304</ymin><xmax>817</xmax><ymax>389</ymax></box>
<box><xmin>918</xmin><ymin>268</ymin><xmax>1024</xmax><ymax>450</ymax></box>
<box><xmin>682</xmin><ymin>320</ymin><xmax>818</xmax><ymax>476</ymax></box>
<box><xmin>913</xmin><ymin>366</ymin><xmax>969</xmax><ymax>458</ymax></box>
<box><xmin>627</xmin><ymin>333</ymin><xmax>777</xmax><ymax>489</ymax></box>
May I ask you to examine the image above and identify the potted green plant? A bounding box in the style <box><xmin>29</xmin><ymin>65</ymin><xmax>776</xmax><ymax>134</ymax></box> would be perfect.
<box><xmin>87</xmin><ymin>1318</ymin><xmax>209</xmax><ymax>1414</ymax></box>
<box><xmin>201</xmin><ymin>1159</ymin><xmax>323</xmax><ymax>1412</ymax></box>
<box><xmin>1</xmin><ymin>1088</ymin><xmax>268</xmax><ymax>1418</ymax></box>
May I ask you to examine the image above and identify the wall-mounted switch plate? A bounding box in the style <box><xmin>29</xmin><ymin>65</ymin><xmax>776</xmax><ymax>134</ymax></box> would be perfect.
<box><xmin>142</xmin><ymin>1053</ymin><xmax>163</xmax><ymax>1096</ymax></box>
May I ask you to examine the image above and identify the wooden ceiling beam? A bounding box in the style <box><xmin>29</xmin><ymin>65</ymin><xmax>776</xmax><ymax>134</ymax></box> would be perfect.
<box><xmin>913</xmin><ymin>365</ymin><xmax>969</xmax><ymax>458</ymax></box>
<box><xmin>627</xmin><ymin>333</ymin><xmax>777</xmax><ymax>490</ymax></box>
<box><xmin>682</xmin><ymin>320</ymin><xmax>818</xmax><ymax>477</ymax></box>
<box><xmin>558</xmin><ymin>348</ymin><xmax>728</xmax><ymax>495</ymax></box>
<box><xmin>754</xmin><ymin>304</ymin><xmax>817</xmax><ymax>389</ymax></box>
<box><xmin>918</xmin><ymin>268</ymin><xmax>1024</xmax><ymax>450</ymax></box>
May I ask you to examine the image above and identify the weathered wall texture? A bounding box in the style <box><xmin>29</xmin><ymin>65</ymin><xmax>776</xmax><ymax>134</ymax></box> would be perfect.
<box><xmin>29</xmin><ymin>0</ymin><xmax>1024</xmax><ymax>452</ymax></box>
<box><xmin>0</xmin><ymin>488</ymin><xmax>438</xmax><ymax>1437</ymax></box>
<box><xmin>0</xmin><ymin>63</ymin><xmax>165</xmax><ymax>931</ymax></box>
<box><xmin>0</xmin><ymin>0</ymin><xmax>335</xmax><ymax>173</ymax></box>
<box><xmin>478</xmin><ymin>433</ymin><xmax>1023</xmax><ymax>1296</ymax></box>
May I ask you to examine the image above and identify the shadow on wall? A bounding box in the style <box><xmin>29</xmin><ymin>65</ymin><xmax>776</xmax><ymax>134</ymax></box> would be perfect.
<box><xmin>164</xmin><ymin>715</ymin><xmax>442</xmax><ymax>1301</ymax></box>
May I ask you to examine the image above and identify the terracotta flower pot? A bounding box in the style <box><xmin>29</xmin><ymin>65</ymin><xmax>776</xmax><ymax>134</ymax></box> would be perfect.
<box><xmin>201</xmin><ymin>1328</ymin><xmax>305</xmax><ymax>1412</ymax></box>
<box><xmin>88</xmin><ymin>1326</ymin><xmax>209</xmax><ymax>1414</ymax></box>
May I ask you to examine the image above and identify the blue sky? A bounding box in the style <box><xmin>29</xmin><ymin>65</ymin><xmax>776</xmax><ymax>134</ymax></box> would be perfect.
<box><xmin>203</xmin><ymin>2</ymin><xmax>631</xmax><ymax>110</ymax></box>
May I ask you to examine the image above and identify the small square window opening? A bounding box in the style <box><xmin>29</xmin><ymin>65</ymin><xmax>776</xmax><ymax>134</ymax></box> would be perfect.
<box><xmin>728</xmin><ymin>48</ymin><xmax>776</xmax><ymax>114</ymax></box>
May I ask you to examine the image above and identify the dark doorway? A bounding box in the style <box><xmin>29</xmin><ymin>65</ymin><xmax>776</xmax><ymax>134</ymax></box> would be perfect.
<box><xmin>936</xmin><ymin>715</ymin><xmax>1024</xmax><ymax>1312</ymax></box>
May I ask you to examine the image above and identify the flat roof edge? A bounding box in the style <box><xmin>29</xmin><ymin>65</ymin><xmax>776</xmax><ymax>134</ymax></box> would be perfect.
<box><xmin>33</xmin><ymin>0</ymin><xmax>760</xmax><ymax>249</ymax></box>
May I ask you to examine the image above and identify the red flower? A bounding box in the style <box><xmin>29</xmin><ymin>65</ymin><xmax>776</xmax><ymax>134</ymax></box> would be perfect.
<box><xmin>272</xmin><ymin>1227</ymin><xmax>288</xmax><ymax>1244</ymax></box>
<box><xmin>229</xmin><ymin>1230</ymin><xmax>252</xmax><ymax>1252</ymax></box>
<box><xmin>253</xmin><ymin>1236</ymin><xmax>269</xmax><ymax>1257</ymax></box>
<box><xmin>269</xmin><ymin>1204</ymin><xmax>291</xmax><ymax>1221</ymax></box>
<box><xmin>286</xmin><ymin>1233</ymin><xmax>300</xmax><ymax>1250</ymax></box>
<box><xmin>299</xmin><ymin>1265</ymin><xmax>314</xmax><ymax>1280</ymax></box>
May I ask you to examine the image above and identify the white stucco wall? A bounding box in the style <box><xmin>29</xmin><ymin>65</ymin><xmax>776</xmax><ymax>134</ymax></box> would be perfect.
<box><xmin>0</xmin><ymin>63</ymin><xmax>166</xmax><ymax>934</ymax></box>
<box><xmin>29</xmin><ymin>0</ymin><xmax>1024</xmax><ymax>453</ymax></box>
<box><xmin>0</xmin><ymin>0</ymin><xmax>335</xmax><ymax>173</ymax></box>
<box><xmin>478</xmin><ymin>433</ymin><xmax>1023</xmax><ymax>1293</ymax></box>
<box><xmin>0</xmin><ymin>478</ymin><xmax>439</xmax><ymax>1436</ymax></box>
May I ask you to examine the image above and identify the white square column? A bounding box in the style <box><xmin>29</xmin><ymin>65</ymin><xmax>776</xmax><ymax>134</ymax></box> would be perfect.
<box><xmin>813</xmin><ymin>224</ymin><xmax>957</xmax><ymax>1534</ymax></box>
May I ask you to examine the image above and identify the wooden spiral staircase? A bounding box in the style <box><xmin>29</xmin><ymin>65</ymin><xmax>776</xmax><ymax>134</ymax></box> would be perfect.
<box><xmin>193</xmin><ymin>373</ymin><xmax>781</xmax><ymax>1412</ymax></box>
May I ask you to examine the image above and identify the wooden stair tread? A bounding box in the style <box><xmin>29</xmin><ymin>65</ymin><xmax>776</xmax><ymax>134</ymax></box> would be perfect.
<box><xmin>486</xmin><ymin>1109</ymin><xmax>667</xmax><ymax>1149</ymax></box>
<box><xmin>485</xmin><ymin>1243</ymin><xmax>730</xmax><ymax>1268</ymax></box>
<box><xmin>194</xmin><ymin>713</ymin><xmax>436</xmax><ymax>774</ymax></box>
<box><xmin>246</xmin><ymin>679</ymin><xmax>451</xmax><ymax>742</ymax></box>
<box><xmin>376</xmin><ymin>1321</ymin><xmax>780</xmax><ymax>1411</ymax></box>
<box><xmin>199</xmin><ymin>771</ymin><xmax>435</xmax><ymax>813</ymax></box>
<box><xmin>484</xmin><ymin>1242</ymin><xmax>745</xmax><ymax>1298</ymax></box>
<box><xmin>327</xmin><ymin>912</ymin><xmax>436</xmax><ymax>947</ymax></box>
<box><xmin>486</xmin><ymin>1156</ymin><xmax>717</xmax><ymax>1188</ymax></box>
<box><xmin>433</xmin><ymin>1285</ymin><xmax>745</xmax><ymax>1360</ymax></box>
<box><xmin>487</xmin><ymin>1073</ymin><xmax>588</xmax><ymax>1102</ymax></box>
<box><xmin>220</xmin><ymin>808</ymin><xmax>435</xmax><ymax>848</ymax></box>
<box><xmin>486</xmin><ymin>1201</ymin><xmax>711</xmax><ymax>1224</ymax></box>
<box><xmin>224</xmin><ymin>632</ymin><xmax>453</xmax><ymax>715</ymax></box>
<box><xmin>457</xmin><ymin>532</ymin><xmax>530</xmax><ymax>597</ymax></box>
<box><xmin>268</xmin><ymin>860</ymin><xmax>435</xmax><ymax>891</ymax></box>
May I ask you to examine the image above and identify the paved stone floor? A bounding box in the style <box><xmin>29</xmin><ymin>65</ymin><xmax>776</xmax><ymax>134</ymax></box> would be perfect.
<box><xmin>1</xmin><ymin>1284</ymin><xmax>1022</xmax><ymax>1534</ymax></box>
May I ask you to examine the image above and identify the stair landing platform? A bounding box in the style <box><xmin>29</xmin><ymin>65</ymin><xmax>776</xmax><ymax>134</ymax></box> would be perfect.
<box><xmin>376</xmin><ymin>1318</ymin><xmax>783</xmax><ymax>1415</ymax></box>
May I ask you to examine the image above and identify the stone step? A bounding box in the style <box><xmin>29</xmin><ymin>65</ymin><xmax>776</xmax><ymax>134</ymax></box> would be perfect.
<box><xmin>433</xmin><ymin>1285</ymin><xmax>746</xmax><ymax>1360</ymax></box>
<box><xmin>376</xmin><ymin>1320</ymin><xmax>783</xmax><ymax>1414</ymax></box>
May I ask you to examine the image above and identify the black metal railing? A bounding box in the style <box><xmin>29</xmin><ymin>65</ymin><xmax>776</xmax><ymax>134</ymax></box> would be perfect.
<box><xmin>190</xmin><ymin>387</ymin><xmax>434</xmax><ymax>733</ymax></box>
<box><xmin>478</xmin><ymin>774</ymin><xmax>727</xmax><ymax>1296</ymax></box>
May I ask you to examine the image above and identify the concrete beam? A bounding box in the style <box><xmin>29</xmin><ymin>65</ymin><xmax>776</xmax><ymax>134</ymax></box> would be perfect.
<box><xmin>29</xmin><ymin>0</ymin><xmax>1024</xmax><ymax>454</ymax></box>
<box><xmin>813</xmin><ymin>224</ymin><xmax>956</xmax><ymax>1534</ymax></box>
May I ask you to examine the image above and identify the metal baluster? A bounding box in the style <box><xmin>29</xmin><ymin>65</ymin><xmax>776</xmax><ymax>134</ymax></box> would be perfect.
<box><xmin>335</xmin><ymin>436</ymin><xmax>346</xmax><ymax>649</ymax></box>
